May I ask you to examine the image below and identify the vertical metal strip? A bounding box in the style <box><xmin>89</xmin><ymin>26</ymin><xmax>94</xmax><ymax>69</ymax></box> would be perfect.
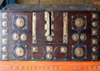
<box><xmin>63</xmin><ymin>12</ymin><xmax>68</xmax><ymax>43</ymax></box>
<box><xmin>32</xmin><ymin>12</ymin><xmax>36</xmax><ymax>43</ymax></box>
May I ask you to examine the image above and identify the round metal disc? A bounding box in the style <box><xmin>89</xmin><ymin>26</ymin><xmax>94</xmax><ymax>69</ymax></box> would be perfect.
<box><xmin>16</xmin><ymin>18</ymin><xmax>24</xmax><ymax>27</ymax></box>
<box><xmin>75</xmin><ymin>18</ymin><xmax>84</xmax><ymax>27</ymax></box>
<box><xmin>75</xmin><ymin>47</ymin><xmax>84</xmax><ymax>57</ymax></box>
<box><xmin>15</xmin><ymin>47</ymin><xmax>24</xmax><ymax>57</ymax></box>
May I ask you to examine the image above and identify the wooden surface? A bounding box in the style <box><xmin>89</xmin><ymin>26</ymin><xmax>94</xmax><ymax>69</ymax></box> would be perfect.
<box><xmin>16</xmin><ymin>0</ymin><xmax>100</xmax><ymax>10</ymax></box>
<box><xmin>0</xmin><ymin>61</ymin><xmax>100</xmax><ymax>71</ymax></box>
<box><xmin>4</xmin><ymin>11</ymin><xmax>97</xmax><ymax>61</ymax></box>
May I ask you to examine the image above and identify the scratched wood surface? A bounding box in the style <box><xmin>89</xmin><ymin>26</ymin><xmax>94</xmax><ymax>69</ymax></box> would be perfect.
<box><xmin>17</xmin><ymin>0</ymin><xmax>100</xmax><ymax>10</ymax></box>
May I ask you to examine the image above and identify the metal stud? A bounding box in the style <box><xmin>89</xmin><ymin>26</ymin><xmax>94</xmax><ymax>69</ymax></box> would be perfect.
<box><xmin>2</xmin><ymin>39</ymin><xmax>7</xmax><ymax>44</ymax></box>
<box><xmin>61</xmin><ymin>47</ymin><xmax>67</xmax><ymax>53</ymax></box>
<box><xmin>32</xmin><ymin>47</ymin><xmax>38</xmax><ymax>52</ymax></box>
<box><xmin>46</xmin><ymin>46</ymin><xmax>53</xmax><ymax>52</ymax></box>
<box><xmin>92</xmin><ymin>13</ymin><xmax>98</xmax><ymax>19</ymax></box>
<box><xmin>2</xmin><ymin>13</ymin><xmax>7</xmax><ymax>18</ymax></box>
<box><xmin>46</xmin><ymin>54</ymin><xmax>52</xmax><ymax>59</ymax></box>
<box><xmin>92</xmin><ymin>55</ymin><xmax>98</xmax><ymax>60</ymax></box>
<box><xmin>2</xmin><ymin>55</ymin><xmax>7</xmax><ymax>60</ymax></box>
<box><xmin>2</xmin><ymin>21</ymin><xmax>7</xmax><ymax>27</ymax></box>
<box><xmin>92</xmin><ymin>47</ymin><xmax>97</xmax><ymax>52</ymax></box>
<box><xmin>2</xmin><ymin>46</ymin><xmax>7</xmax><ymax>52</ymax></box>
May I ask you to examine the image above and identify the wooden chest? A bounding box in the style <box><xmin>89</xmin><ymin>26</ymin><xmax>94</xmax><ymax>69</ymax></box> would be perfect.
<box><xmin>0</xmin><ymin>4</ymin><xmax>100</xmax><ymax>61</ymax></box>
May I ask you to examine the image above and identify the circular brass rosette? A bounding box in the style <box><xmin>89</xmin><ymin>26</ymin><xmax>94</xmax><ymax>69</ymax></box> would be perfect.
<box><xmin>2</xmin><ymin>46</ymin><xmax>7</xmax><ymax>52</ymax></box>
<box><xmin>75</xmin><ymin>18</ymin><xmax>84</xmax><ymax>27</ymax></box>
<box><xmin>15</xmin><ymin>47</ymin><xmax>24</xmax><ymax>57</ymax></box>
<box><xmin>46</xmin><ymin>53</ymin><xmax>52</xmax><ymax>59</ymax></box>
<box><xmin>46</xmin><ymin>36</ymin><xmax>53</xmax><ymax>41</ymax></box>
<box><xmin>80</xmin><ymin>34</ymin><xmax>87</xmax><ymax>41</ymax></box>
<box><xmin>92</xmin><ymin>47</ymin><xmax>97</xmax><ymax>52</ymax></box>
<box><xmin>92</xmin><ymin>21</ymin><xmax>98</xmax><ymax>27</ymax></box>
<box><xmin>16</xmin><ymin>18</ymin><xmax>24</xmax><ymax>27</ymax></box>
<box><xmin>20</xmin><ymin>34</ymin><xmax>27</xmax><ymax>41</ymax></box>
<box><xmin>75</xmin><ymin>47</ymin><xmax>84</xmax><ymax>57</ymax></box>
<box><xmin>2</xmin><ymin>21</ymin><xmax>7</xmax><ymax>27</ymax></box>
<box><xmin>72</xmin><ymin>34</ymin><xmax>79</xmax><ymax>41</ymax></box>
<box><xmin>13</xmin><ymin>33</ymin><xmax>19</xmax><ymax>41</ymax></box>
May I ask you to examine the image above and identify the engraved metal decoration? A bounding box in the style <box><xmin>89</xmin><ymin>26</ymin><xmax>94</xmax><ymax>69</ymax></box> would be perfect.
<box><xmin>12</xmin><ymin>33</ymin><xmax>19</xmax><ymax>41</ymax></box>
<box><xmin>2</xmin><ymin>39</ymin><xmax>7</xmax><ymax>44</ymax></box>
<box><xmin>2</xmin><ymin>55</ymin><xmax>7</xmax><ymax>60</ymax></box>
<box><xmin>2</xmin><ymin>21</ymin><xmax>7</xmax><ymax>27</ymax></box>
<box><xmin>92</xmin><ymin>29</ymin><xmax>98</xmax><ymax>36</ymax></box>
<box><xmin>12</xmin><ymin>14</ymin><xmax>28</xmax><ymax>30</ymax></box>
<box><xmin>80</xmin><ymin>34</ymin><xmax>87</xmax><ymax>41</ymax></box>
<box><xmin>16</xmin><ymin>18</ymin><xmax>24</xmax><ymax>27</ymax></box>
<box><xmin>20</xmin><ymin>33</ymin><xmax>27</xmax><ymax>41</ymax></box>
<box><xmin>92</xmin><ymin>13</ymin><xmax>98</xmax><ymax>19</ymax></box>
<box><xmin>71</xmin><ymin>15</ymin><xmax>87</xmax><ymax>32</ymax></box>
<box><xmin>61</xmin><ymin>47</ymin><xmax>67</xmax><ymax>53</ymax></box>
<box><xmin>32</xmin><ymin>47</ymin><xmax>38</xmax><ymax>52</ymax></box>
<box><xmin>63</xmin><ymin>12</ymin><xmax>68</xmax><ymax>43</ymax></box>
<box><xmin>12</xmin><ymin>44</ymin><xmax>28</xmax><ymax>60</ymax></box>
<box><xmin>92</xmin><ymin>21</ymin><xmax>98</xmax><ymax>27</ymax></box>
<box><xmin>72</xmin><ymin>43</ymin><xmax>87</xmax><ymax>60</ymax></box>
<box><xmin>45</xmin><ymin>11</ymin><xmax>54</xmax><ymax>41</ymax></box>
<box><xmin>2</xmin><ymin>13</ymin><xmax>7</xmax><ymax>18</ymax></box>
<box><xmin>2</xmin><ymin>30</ymin><xmax>7</xmax><ymax>35</ymax></box>
<box><xmin>2</xmin><ymin>46</ymin><xmax>7</xmax><ymax>53</ymax></box>
<box><xmin>15</xmin><ymin>47</ymin><xmax>24</xmax><ymax>57</ymax></box>
<box><xmin>32</xmin><ymin>12</ymin><xmax>36</xmax><ymax>43</ymax></box>
<box><xmin>75</xmin><ymin>47</ymin><xmax>84</xmax><ymax>57</ymax></box>
<box><xmin>46</xmin><ymin>46</ymin><xmax>53</xmax><ymax>52</ymax></box>
<box><xmin>92</xmin><ymin>39</ymin><xmax>98</xmax><ymax>45</ymax></box>
<box><xmin>46</xmin><ymin>53</ymin><xmax>52</xmax><ymax>59</ymax></box>
<box><xmin>92</xmin><ymin>55</ymin><xmax>98</xmax><ymax>60</ymax></box>
<box><xmin>92</xmin><ymin>47</ymin><xmax>97</xmax><ymax>52</ymax></box>
<box><xmin>72</xmin><ymin>34</ymin><xmax>79</xmax><ymax>41</ymax></box>
<box><xmin>75</xmin><ymin>18</ymin><xmax>84</xmax><ymax>28</ymax></box>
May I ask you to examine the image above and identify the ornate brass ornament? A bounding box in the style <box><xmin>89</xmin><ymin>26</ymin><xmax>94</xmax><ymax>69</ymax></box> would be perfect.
<box><xmin>2</xmin><ymin>39</ymin><xmax>7</xmax><ymax>44</ymax></box>
<box><xmin>45</xmin><ymin>11</ymin><xmax>54</xmax><ymax>41</ymax></box>
<box><xmin>32</xmin><ymin>47</ymin><xmax>38</xmax><ymax>52</ymax></box>
<box><xmin>63</xmin><ymin>12</ymin><xmax>68</xmax><ymax>43</ymax></box>
<box><xmin>80</xmin><ymin>34</ymin><xmax>87</xmax><ymax>41</ymax></box>
<box><xmin>46</xmin><ymin>54</ymin><xmax>52</xmax><ymax>59</ymax></box>
<box><xmin>75</xmin><ymin>18</ymin><xmax>84</xmax><ymax>27</ymax></box>
<box><xmin>92</xmin><ymin>29</ymin><xmax>98</xmax><ymax>35</ymax></box>
<box><xmin>2</xmin><ymin>13</ymin><xmax>7</xmax><ymax>18</ymax></box>
<box><xmin>2</xmin><ymin>46</ymin><xmax>7</xmax><ymax>52</ymax></box>
<box><xmin>61</xmin><ymin>47</ymin><xmax>67</xmax><ymax>53</ymax></box>
<box><xmin>16</xmin><ymin>18</ymin><xmax>24</xmax><ymax>27</ymax></box>
<box><xmin>2</xmin><ymin>21</ymin><xmax>7</xmax><ymax>27</ymax></box>
<box><xmin>92</xmin><ymin>39</ymin><xmax>98</xmax><ymax>44</ymax></box>
<box><xmin>20</xmin><ymin>33</ymin><xmax>27</xmax><ymax>41</ymax></box>
<box><xmin>13</xmin><ymin>33</ymin><xmax>19</xmax><ymax>41</ymax></box>
<box><xmin>2</xmin><ymin>55</ymin><xmax>7</xmax><ymax>60</ymax></box>
<box><xmin>2</xmin><ymin>30</ymin><xmax>7</xmax><ymax>35</ymax></box>
<box><xmin>72</xmin><ymin>34</ymin><xmax>79</xmax><ymax>41</ymax></box>
<box><xmin>46</xmin><ymin>46</ymin><xmax>53</xmax><ymax>52</ymax></box>
<box><xmin>92</xmin><ymin>47</ymin><xmax>97</xmax><ymax>52</ymax></box>
<box><xmin>92</xmin><ymin>55</ymin><xmax>98</xmax><ymax>60</ymax></box>
<box><xmin>92</xmin><ymin>21</ymin><xmax>98</xmax><ymax>27</ymax></box>
<box><xmin>15</xmin><ymin>47</ymin><xmax>24</xmax><ymax>57</ymax></box>
<box><xmin>92</xmin><ymin>13</ymin><xmax>98</xmax><ymax>19</ymax></box>
<box><xmin>75</xmin><ymin>48</ymin><xmax>84</xmax><ymax>57</ymax></box>
<box><xmin>32</xmin><ymin>12</ymin><xmax>36</xmax><ymax>43</ymax></box>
